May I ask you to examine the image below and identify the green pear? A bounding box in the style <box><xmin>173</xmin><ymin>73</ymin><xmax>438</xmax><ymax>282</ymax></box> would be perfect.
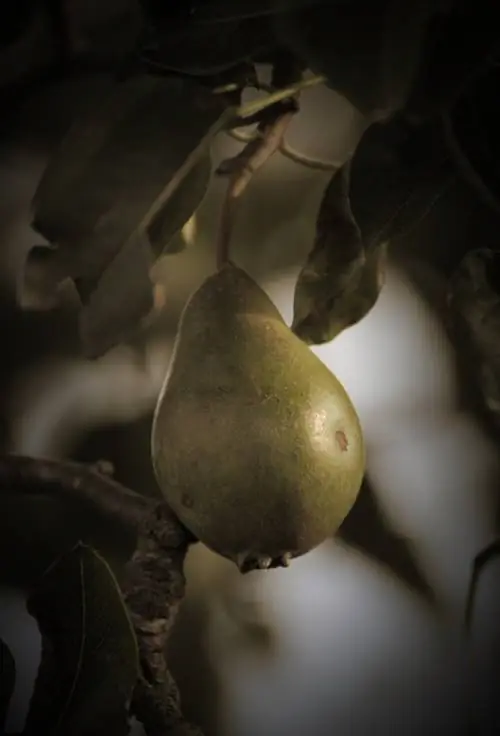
<box><xmin>151</xmin><ymin>263</ymin><xmax>365</xmax><ymax>572</ymax></box>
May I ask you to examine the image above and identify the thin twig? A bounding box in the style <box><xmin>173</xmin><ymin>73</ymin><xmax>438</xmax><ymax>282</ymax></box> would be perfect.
<box><xmin>236</xmin><ymin>74</ymin><xmax>326</xmax><ymax>119</ymax></box>
<box><xmin>226</xmin><ymin>128</ymin><xmax>340</xmax><ymax>171</ymax></box>
<box><xmin>0</xmin><ymin>454</ymin><xmax>148</xmax><ymax>528</ymax></box>
<box><xmin>215</xmin><ymin>108</ymin><xmax>297</xmax><ymax>268</ymax></box>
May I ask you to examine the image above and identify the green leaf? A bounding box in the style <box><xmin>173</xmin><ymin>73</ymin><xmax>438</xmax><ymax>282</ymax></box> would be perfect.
<box><xmin>0</xmin><ymin>636</ymin><xmax>16</xmax><ymax>732</ymax></box>
<box><xmin>292</xmin><ymin>163</ymin><xmax>387</xmax><ymax>345</ymax></box>
<box><xmin>23</xmin><ymin>543</ymin><xmax>139</xmax><ymax>736</ymax></box>
<box><xmin>29</xmin><ymin>73</ymin><xmax>235</xmax><ymax>357</ymax></box>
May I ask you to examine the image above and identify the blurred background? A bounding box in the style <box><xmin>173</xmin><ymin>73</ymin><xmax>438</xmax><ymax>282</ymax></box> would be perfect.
<box><xmin>1</xmin><ymin>25</ymin><xmax>500</xmax><ymax>736</ymax></box>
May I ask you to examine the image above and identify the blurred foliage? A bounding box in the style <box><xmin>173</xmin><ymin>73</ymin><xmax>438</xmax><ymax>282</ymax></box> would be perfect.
<box><xmin>1</xmin><ymin>0</ymin><xmax>498</xmax><ymax>355</ymax></box>
<box><xmin>449</xmin><ymin>248</ymin><xmax>500</xmax><ymax>425</ymax></box>
<box><xmin>0</xmin><ymin>637</ymin><xmax>16</xmax><ymax>733</ymax></box>
<box><xmin>1</xmin><ymin>543</ymin><xmax>139</xmax><ymax>736</ymax></box>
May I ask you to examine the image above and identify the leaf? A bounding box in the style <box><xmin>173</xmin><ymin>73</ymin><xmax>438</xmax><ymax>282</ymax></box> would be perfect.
<box><xmin>440</xmin><ymin>62</ymin><xmax>500</xmax><ymax>217</ymax></box>
<box><xmin>292</xmin><ymin>112</ymin><xmax>464</xmax><ymax>345</ymax></box>
<box><xmin>449</xmin><ymin>248</ymin><xmax>500</xmax><ymax>421</ymax></box>
<box><xmin>273</xmin><ymin>0</ymin><xmax>436</xmax><ymax>119</ymax></box>
<box><xmin>465</xmin><ymin>538</ymin><xmax>500</xmax><ymax>633</ymax></box>
<box><xmin>76</xmin><ymin>230</ymin><xmax>156</xmax><ymax>359</ymax></box>
<box><xmin>0</xmin><ymin>2</ymin><xmax>36</xmax><ymax>46</ymax></box>
<box><xmin>0</xmin><ymin>637</ymin><xmax>16</xmax><ymax>733</ymax></box>
<box><xmin>60</xmin><ymin>0</ymin><xmax>142</xmax><ymax>67</ymax></box>
<box><xmin>0</xmin><ymin>491</ymin><xmax>137</xmax><ymax>591</ymax></box>
<box><xmin>147</xmin><ymin>151</ymin><xmax>211</xmax><ymax>257</ymax></box>
<box><xmin>24</xmin><ymin>543</ymin><xmax>139</xmax><ymax>736</ymax></box>
<box><xmin>0</xmin><ymin>4</ymin><xmax>55</xmax><ymax>93</ymax></box>
<box><xmin>348</xmin><ymin>116</ymin><xmax>454</xmax><ymax>248</ymax></box>
<box><xmin>292</xmin><ymin>163</ymin><xmax>387</xmax><ymax>345</ymax></box>
<box><xmin>140</xmin><ymin>13</ymin><xmax>275</xmax><ymax>76</ymax></box>
<box><xmin>406</xmin><ymin>0</ymin><xmax>500</xmax><ymax>119</ymax></box>
<box><xmin>30</xmin><ymin>73</ymin><xmax>235</xmax><ymax>357</ymax></box>
<box><xmin>157</xmin><ymin>0</ymin><xmax>326</xmax><ymax>24</ymax></box>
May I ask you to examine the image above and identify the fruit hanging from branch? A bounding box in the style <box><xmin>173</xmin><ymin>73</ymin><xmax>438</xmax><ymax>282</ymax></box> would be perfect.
<box><xmin>151</xmin><ymin>262</ymin><xmax>366</xmax><ymax>573</ymax></box>
<box><xmin>151</xmin><ymin>77</ymin><xmax>366</xmax><ymax>573</ymax></box>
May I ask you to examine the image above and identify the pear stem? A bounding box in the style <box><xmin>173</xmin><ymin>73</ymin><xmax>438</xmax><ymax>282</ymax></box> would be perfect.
<box><xmin>215</xmin><ymin>107</ymin><xmax>297</xmax><ymax>269</ymax></box>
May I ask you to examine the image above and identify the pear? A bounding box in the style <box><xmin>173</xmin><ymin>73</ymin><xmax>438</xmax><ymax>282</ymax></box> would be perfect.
<box><xmin>151</xmin><ymin>263</ymin><xmax>365</xmax><ymax>572</ymax></box>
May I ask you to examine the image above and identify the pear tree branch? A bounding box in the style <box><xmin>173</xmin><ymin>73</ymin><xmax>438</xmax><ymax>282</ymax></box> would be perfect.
<box><xmin>0</xmin><ymin>453</ymin><xmax>200</xmax><ymax>736</ymax></box>
<box><xmin>226</xmin><ymin>127</ymin><xmax>340</xmax><ymax>171</ymax></box>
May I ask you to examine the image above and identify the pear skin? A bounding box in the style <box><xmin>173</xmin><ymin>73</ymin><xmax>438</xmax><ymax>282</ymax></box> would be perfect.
<box><xmin>152</xmin><ymin>263</ymin><xmax>365</xmax><ymax>572</ymax></box>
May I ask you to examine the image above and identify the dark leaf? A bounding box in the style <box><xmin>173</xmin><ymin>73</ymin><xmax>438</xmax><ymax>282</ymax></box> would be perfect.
<box><xmin>292</xmin><ymin>163</ymin><xmax>387</xmax><ymax>345</ymax></box>
<box><xmin>348</xmin><ymin>116</ymin><xmax>454</xmax><ymax>248</ymax></box>
<box><xmin>60</xmin><ymin>0</ymin><xmax>142</xmax><ymax>67</ymax></box>
<box><xmin>136</xmin><ymin>0</ymin><xmax>193</xmax><ymax>26</ymax></box>
<box><xmin>155</xmin><ymin>0</ymin><xmax>326</xmax><ymax>24</ymax></box>
<box><xmin>464</xmin><ymin>538</ymin><xmax>500</xmax><ymax>634</ymax></box>
<box><xmin>76</xmin><ymin>230</ymin><xmax>155</xmax><ymax>358</ymax></box>
<box><xmin>0</xmin><ymin>637</ymin><xmax>15</xmax><ymax>732</ymax></box>
<box><xmin>0</xmin><ymin>5</ymin><xmax>56</xmax><ymax>94</ymax></box>
<box><xmin>18</xmin><ymin>243</ymin><xmax>79</xmax><ymax>312</ymax></box>
<box><xmin>449</xmin><ymin>248</ymin><xmax>500</xmax><ymax>421</ymax></box>
<box><xmin>30</xmin><ymin>73</ymin><xmax>235</xmax><ymax>356</ymax></box>
<box><xmin>147</xmin><ymin>151</ymin><xmax>211</xmax><ymax>257</ymax></box>
<box><xmin>273</xmin><ymin>0</ymin><xmax>437</xmax><ymax>119</ymax></box>
<box><xmin>0</xmin><ymin>0</ymin><xmax>36</xmax><ymax>46</ymax></box>
<box><xmin>406</xmin><ymin>0</ymin><xmax>500</xmax><ymax>119</ymax></box>
<box><xmin>141</xmin><ymin>15</ymin><xmax>275</xmax><ymax>76</ymax></box>
<box><xmin>462</xmin><ymin>539</ymin><xmax>500</xmax><ymax>733</ymax></box>
<box><xmin>24</xmin><ymin>543</ymin><xmax>139</xmax><ymax>736</ymax></box>
<box><xmin>441</xmin><ymin>63</ymin><xmax>500</xmax><ymax>217</ymax></box>
<box><xmin>293</xmin><ymin>114</ymin><xmax>465</xmax><ymax>345</ymax></box>
<box><xmin>0</xmin><ymin>491</ymin><xmax>137</xmax><ymax>591</ymax></box>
